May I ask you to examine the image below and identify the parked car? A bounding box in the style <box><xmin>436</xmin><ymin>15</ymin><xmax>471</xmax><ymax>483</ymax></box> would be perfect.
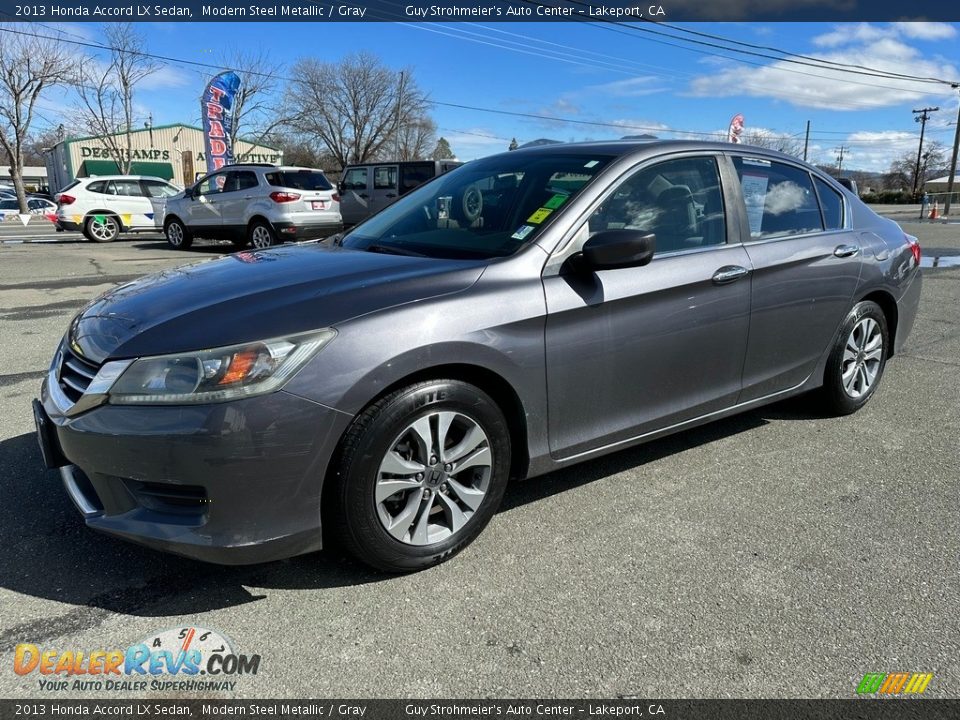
<box><xmin>339</xmin><ymin>159</ymin><xmax>461</xmax><ymax>226</ymax></box>
<box><xmin>0</xmin><ymin>196</ymin><xmax>57</xmax><ymax>221</ymax></box>
<box><xmin>36</xmin><ymin>141</ymin><xmax>922</xmax><ymax>572</ymax></box>
<box><xmin>163</xmin><ymin>164</ymin><xmax>342</xmax><ymax>250</ymax></box>
<box><xmin>55</xmin><ymin>175</ymin><xmax>181</xmax><ymax>242</ymax></box>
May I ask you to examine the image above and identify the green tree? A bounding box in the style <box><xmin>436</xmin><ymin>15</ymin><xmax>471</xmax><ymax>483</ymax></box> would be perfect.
<box><xmin>433</xmin><ymin>136</ymin><xmax>455</xmax><ymax>160</ymax></box>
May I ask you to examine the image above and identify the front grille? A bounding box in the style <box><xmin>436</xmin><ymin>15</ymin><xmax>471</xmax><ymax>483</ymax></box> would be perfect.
<box><xmin>58</xmin><ymin>346</ymin><xmax>101</xmax><ymax>403</ymax></box>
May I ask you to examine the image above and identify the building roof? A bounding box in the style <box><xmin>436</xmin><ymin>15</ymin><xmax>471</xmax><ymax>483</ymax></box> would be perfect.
<box><xmin>926</xmin><ymin>175</ymin><xmax>960</xmax><ymax>184</ymax></box>
<box><xmin>56</xmin><ymin>123</ymin><xmax>280</xmax><ymax>152</ymax></box>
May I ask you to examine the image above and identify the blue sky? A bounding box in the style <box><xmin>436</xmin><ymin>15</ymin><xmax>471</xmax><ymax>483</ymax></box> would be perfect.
<box><xmin>37</xmin><ymin>20</ymin><xmax>960</xmax><ymax>172</ymax></box>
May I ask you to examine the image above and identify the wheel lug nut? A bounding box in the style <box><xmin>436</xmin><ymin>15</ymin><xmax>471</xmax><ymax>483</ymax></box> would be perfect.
<box><xmin>416</xmin><ymin>473</ymin><xmax>424</xmax><ymax>481</ymax></box>
<box><xmin>444</xmin><ymin>463</ymin><xmax>452</xmax><ymax>472</ymax></box>
<box><xmin>430</xmin><ymin>456</ymin><xmax>437</xmax><ymax>465</ymax></box>
<box><xmin>440</xmin><ymin>483</ymin><xmax>448</xmax><ymax>492</ymax></box>
<box><xmin>423</xmin><ymin>489</ymin><xmax>431</xmax><ymax>498</ymax></box>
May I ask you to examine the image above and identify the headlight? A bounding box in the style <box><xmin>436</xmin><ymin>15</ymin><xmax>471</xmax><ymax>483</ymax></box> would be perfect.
<box><xmin>107</xmin><ymin>329</ymin><xmax>335</xmax><ymax>405</ymax></box>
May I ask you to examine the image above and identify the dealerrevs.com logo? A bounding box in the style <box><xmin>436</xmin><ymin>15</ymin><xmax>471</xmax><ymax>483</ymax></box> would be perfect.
<box><xmin>856</xmin><ymin>672</ymin><xmax>934</xmax><ymax>695</ymax></box>
<box><xmin>14</xmin><ymin>627</ymin><xmax>260</xmax><ymax>693</ymax></box>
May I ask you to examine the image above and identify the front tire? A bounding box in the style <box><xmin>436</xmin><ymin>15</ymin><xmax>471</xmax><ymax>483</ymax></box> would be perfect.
<box><xmin>164</xmin><ymin>218</ymin><xmax>193</xmax><ymax>249</ymax></box>
<box><xmin>819</xmin><ymin>300</ymin><xmax>889</xmax><ymax>416</ymax></box>
<box><xmin>83</xmin><ymin>215</ymin><xmax>120</xmax><ymax>243</ymax></box>
<box><xmin>327</xmin><ymin>380</ymin><xmax>511</xmax><ymax>572</ymax></box>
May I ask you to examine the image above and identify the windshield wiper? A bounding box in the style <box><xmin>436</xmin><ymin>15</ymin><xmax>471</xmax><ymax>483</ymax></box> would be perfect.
<box><xmin>365</xmin><ymin>243</ymin><xmax>428</xmax><ymax>258</ymax></box>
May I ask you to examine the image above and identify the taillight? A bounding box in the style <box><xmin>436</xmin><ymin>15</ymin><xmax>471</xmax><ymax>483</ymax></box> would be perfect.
<box><xmin>58</xmin><ymin>194</ymin><xmax>76</xmax><ymax>205</ymax></box>
<box><xmin>331</xmin><ymin>193</ymin><xmax>340</xmax><ymax>203</ymax></box>
<box><xmin>269</xmin><ymin>191</ymin><xmax>300</xmax><ymax>203</ymax></box>
<box><xmin>906</xmin><ymin>234</ymin><xmax>921</xmax><ymax>265</ymax></box>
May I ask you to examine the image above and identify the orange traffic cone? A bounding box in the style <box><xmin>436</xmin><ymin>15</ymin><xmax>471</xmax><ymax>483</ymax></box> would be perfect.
<box><xmin>929</xmin><ymin>200</ymin><xmax>939</xmax><ymax>220</ymax></box>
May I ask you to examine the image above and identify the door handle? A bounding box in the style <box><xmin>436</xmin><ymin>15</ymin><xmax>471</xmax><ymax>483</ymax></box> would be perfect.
<box><xmin>243</xmin><ymin>195</ymin><xmax>254</xmax><ymax>200</ymax></box>
<box><xmin>386</xmin><ymin>193</ymin><xmax>397</xmax><ymax>198</ymax></box>
<box><xmin>712</xmin><ymin>265</ymin><xmax>750</xmax><ymax>284</ymax></box>
<box><xmin>359</xmin><ymin>193</ymin><xmax>368</xmax><ymax>199</ymax></box>
<box><xmin>834</xmin><ymin>244</ymin><xmax>860</xmax><ymax>258</ymax></box>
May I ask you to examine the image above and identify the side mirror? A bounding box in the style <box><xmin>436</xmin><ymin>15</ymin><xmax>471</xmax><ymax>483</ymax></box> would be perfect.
<box><xmin>580</xmin><ymin>229</ymin><xmax>656</xmax><ymax>270</ymax></box>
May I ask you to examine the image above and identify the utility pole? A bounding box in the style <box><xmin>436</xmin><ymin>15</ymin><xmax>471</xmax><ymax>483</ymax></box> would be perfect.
<box><xmin>394</xmin><ymin>70</ymin><xmax>404</xmax><ymax>160</ymax></box>
<box><xmin>945</xmin><ymin>85</ymin><xmax>960</xmax><ymax>216</ymax></box>
<box><xmin>835</xmin><ymin>145</ymin><xmax>847</xmax><ymax>175</ymax></box>
<box><xmin>912</xmin><ymin>106</ymin><xmax>939</xmax><ymax>198</ymax></box>
<box><xmin>803</xmin><ymin>120</ymin><xmax>810</xmax><ymax>162</ymax></box>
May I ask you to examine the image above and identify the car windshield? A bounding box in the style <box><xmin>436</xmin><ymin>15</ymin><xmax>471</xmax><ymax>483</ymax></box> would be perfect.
<box><xmin>340</xmin><ymin>152</ymin><xmax>614</xmax><ymax>260</ymax></box>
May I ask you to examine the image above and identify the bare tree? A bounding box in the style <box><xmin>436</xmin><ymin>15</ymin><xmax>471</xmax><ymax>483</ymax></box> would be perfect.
<box><xmin>740</xmin><ymin>129</ymin><xmax>804</xmax><ymax>158</ymax></box>
<box><xmin>888</xmin><ymin>141</ymin><xmax>947</xmax><ymax>198</ymax></box>
<box><xmin>0</xmin><ymin>25</ymin><xmax>72</xmax><ymax>212</ymax></box>
<box><xmin>433</xmin><ymin>137</ymin><xmax>455</xmax><ymax>160</ymax></box>
<box><xmin>285</xmin><ymin>52</ymin><xmax>431</xmax><ymax>168</ymax></box>
<box><xmin>395</xmin><ymin>115</ymin><xmax>436</xmax><ymax>161</ymax></box>
<box><xmin>75</xmin><ymin>23</ymin><xmax>160</xmax><ymax>175</ymax></box>
<box><xmin>217</xmin><ymin>47</ymin><xmax>283</xmax><ymax>147</ymax></box>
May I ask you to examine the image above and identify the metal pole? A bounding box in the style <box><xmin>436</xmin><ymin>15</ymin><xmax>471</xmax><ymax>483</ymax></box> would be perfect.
<box><xmin>395</xmin><ymin>70</ymin><xmax>404</xmax><ymax>159</ymax></box>
<box><xmin>803</xmin><ymin>120</ymin><xmax>810</xmax><ymax>162</ymax></box>
<box><xmin>912</xmin><ymin>107</ymin><xmax>938</xmax><ymax>198</ymax></box>
<box><xmin>945</xmin><ymin>87</ymin><xmax>960</xmax><ymax>216</ymax></box>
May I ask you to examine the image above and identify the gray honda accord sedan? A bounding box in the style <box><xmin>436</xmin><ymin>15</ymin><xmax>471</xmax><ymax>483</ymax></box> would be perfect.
<box><xmin>35</xmin><ymin>141</ymin><xmax>922</xmax><ymax>572</ymax></box>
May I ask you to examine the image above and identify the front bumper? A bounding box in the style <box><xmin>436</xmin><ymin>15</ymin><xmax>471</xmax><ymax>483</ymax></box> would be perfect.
<box><xmin>38</xmin><ymin>378</ymin><xmax>353</xmax><ymax>564</ymax></box>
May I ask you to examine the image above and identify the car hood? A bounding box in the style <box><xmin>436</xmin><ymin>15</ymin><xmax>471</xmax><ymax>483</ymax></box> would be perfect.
<box><xmin>68</xmin><ymin>245</ymin><xmax>487</xmax><ymax>364</ymax></box>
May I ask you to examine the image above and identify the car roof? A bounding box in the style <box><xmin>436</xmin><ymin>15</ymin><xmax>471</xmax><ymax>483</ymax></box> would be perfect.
<box><xmin>505</xmin><ymin>139</ymin><xmax>805</xmax><ymax>165</ymax></box>
<box><xmin>80</xmin><ymin>175</ymin><xmax>171</xmax><ymax>182</ymax></box>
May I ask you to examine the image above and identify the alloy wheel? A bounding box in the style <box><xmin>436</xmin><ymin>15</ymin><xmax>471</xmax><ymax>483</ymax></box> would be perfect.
<box><xmin>251</xmin><ymin>226</ymin><xmax>272</xmax><ymax>249</ymax></box>
<box><xmin>841</xmin><ymin>317</ymin><xmax>883</xmax><ymax>398</ymax></box>
<box><xmin>375</xmin><ymin>411</ymin><xmax>493</xmax><ymax>546</ymax></box>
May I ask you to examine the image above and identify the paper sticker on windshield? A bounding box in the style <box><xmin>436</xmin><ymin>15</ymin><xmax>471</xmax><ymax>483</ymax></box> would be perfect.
<box><xmin>584</xmin><ymin>160</ymin><xmax>599</xmax><ymax>168</ymax></box>
<box><xmin>527</xmin><ymin>208</ymin><xmax>553</xmax><ymax>224</ymax></box>
<box><xmin>544</xmin><ymin>193</ymin><xmax>568</xmax><ymax>210</ymax></box>
<box><xmin>511</xmin><ymin>225</ymin><xmax>535</xmax><ymax>240</ymax></box>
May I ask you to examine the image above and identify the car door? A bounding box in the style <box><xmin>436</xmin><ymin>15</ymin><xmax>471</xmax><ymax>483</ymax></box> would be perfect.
<box><xmin>187</xmin><ymin>172</ymin><xmax>228</xmax><ymax>232</ymax></box>
<box><xmin>140</xmin><ymin>179</ymin><xmax>180</xmax><ymax>230</ymax></box>
<box><xmin>108</xmin><ymin>178</ymin><xmax>151</xmax><ymax>229</ymax></box>
<box><xmin>370</xmin><ymin>165</ymin><xmax>399</xmax><ymax>214</ymax></box>
<box><xmin>543</xmin><ymin>154</ymin><xmax>753</xmax><ymax>459</ymax></box>
<box><xmin>215</xmin><ymin>170</ymin><xmax>259</xmax><ymax>234</ymax></box>
<box><xmin>339</xmin><ymin>167</ymin><xmax>370</xmax><ymax>225</ymax></box>
<box><xmin>730</xmin><ymin>156</ymin><xmax>862</xmax><ymax>402</ymax></box>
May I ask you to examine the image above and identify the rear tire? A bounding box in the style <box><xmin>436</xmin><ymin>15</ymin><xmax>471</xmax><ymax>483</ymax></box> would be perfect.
<box><xmin>326</xmin><ymin>380</ymin><xmax>511</xmax><ymax>572</ymax></box>
<box><xmin>818</xmin><ymin>300</ymin><xmax>889</xmax><ymax>416</ymax></box>
<box><xmin>248</xmin><ymin>220</ymin><xmax>276</xmax><ymax>249</ymax></box>
<box><xmin>164</xmin><ymin>218</ymin><xmax>193</xmax><ymax>250</ymax></box>
<box><xmin>83</xmin><ymin>215</ymin><xmax>120</xmax><ymax>243</ymax></box>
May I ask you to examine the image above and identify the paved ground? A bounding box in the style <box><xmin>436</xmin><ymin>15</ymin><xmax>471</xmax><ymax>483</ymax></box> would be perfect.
<box><xmin>0</xmin><ymin>219</ymin><xmax>957</xmax><ymax>699</ymax></box>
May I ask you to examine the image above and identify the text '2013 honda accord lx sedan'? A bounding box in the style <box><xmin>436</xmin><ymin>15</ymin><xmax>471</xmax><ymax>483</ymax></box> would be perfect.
<box><xmin>35</xmin><ymin>141</ymin><xmax>922</xmax><ymax>572</ymax></box>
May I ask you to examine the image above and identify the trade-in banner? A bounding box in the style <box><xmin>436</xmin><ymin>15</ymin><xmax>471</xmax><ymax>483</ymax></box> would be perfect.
<box><xmin>727</xmin><ymin>113</ymin><xmax>744</xmax><ymax>144</ymax></box>
<box><xmin>201</xmin><ymin>71</ymin><xmax>242</xmax><ymax>175</ymax></box>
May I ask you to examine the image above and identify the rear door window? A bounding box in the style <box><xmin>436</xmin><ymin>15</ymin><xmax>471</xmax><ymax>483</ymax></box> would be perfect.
<box><xmin>733</xmin><ymin>157</ymin><xmax>823</xmax><ymax>239</ymax></box>
<box><xmin>373</xmin><ymin>166</ymin><xmax>398</xmax><ymax>190</ymax></box>
<box><xmin>109</xmin><ymin>179</ymin><xmax>145</xmax><ymax>197</ymax></box>
<box><xmin>141</xmin><ymin>179</ymin><xmax>180</xmax><ymax>198</ymax></box>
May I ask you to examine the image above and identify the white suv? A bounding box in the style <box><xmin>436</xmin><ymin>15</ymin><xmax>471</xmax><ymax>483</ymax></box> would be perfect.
<box><xmin>55</xmin><ymin>175</ymin><xmax>181</xmax><ymax>242</ymax></box>
<box><xmin>162</xmin><ymin>164</ymin><xmax>342</xmax><ymax>250</ymax></box>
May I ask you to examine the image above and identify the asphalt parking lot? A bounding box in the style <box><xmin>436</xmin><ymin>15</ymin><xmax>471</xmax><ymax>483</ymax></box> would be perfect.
<box><xmin>0</xmin><ymin>217</ymin><xmax>957</xmax><ymax>699</ymax></box>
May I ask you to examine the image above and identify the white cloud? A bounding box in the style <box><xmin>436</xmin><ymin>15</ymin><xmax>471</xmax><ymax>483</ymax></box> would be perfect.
<box><xmin>689</xmin><ymin>24</ymin><xmax>959</xmax><ymax>111</ymax></box>
<box><xmin>893</xmin><ymin>22</ymin><xmax>957</xmax><ymax>40</ymax></box>
<box><xmin>139</xmin><ymin>66</ymin><xmax>192</xmax><ymax>90</ymax></box>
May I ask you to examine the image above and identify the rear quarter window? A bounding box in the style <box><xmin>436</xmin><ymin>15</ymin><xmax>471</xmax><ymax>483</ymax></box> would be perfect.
<box><xmin>86</xmin><ymin>180</ymin><xmax>108</xmax><ymax>194</ymax></box>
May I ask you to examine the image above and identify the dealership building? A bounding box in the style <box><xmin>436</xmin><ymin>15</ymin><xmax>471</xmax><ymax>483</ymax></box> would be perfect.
<box><xmin>44</xmin><ymin>123</ymin><xmax>283</xmax><ymax>192</ymax></box>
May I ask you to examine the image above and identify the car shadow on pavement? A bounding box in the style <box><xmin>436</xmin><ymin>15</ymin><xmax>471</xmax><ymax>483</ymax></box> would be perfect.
<box><xmin>0</xmin><ymin>393</ymin><xmax>823</xmax><ymax>632</ymax></box>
